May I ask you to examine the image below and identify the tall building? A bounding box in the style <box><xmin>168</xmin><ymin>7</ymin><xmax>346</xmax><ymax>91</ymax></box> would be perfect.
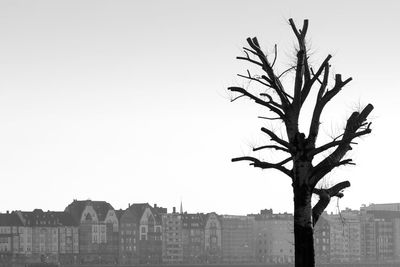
<box><xmin>323</xmin><ymin>209</ymin><xmax>361</xmax><ymax>263</ymax></box>
<box><xmin>162</xmin><ymin>207</ymin><xmax>183</xmax><ymax>264</ymax></box>
<box><xmin>221</xmin><ymin>215</ymin><xmax>255</xmax><ymax>264</ymax></box>
<box><xmin>181</xmin><ymin>212</ymin><xmax>206</xmax><ymax>263</ymax></box>
<box><xmin>118</xmin><ymin>205</ymin><xmax>140</xmax><ymax>265</ymax></box>
<box><xmin>204</xmin><ymin>212</ymin><xmax>222</xmax><ymax>263</ymax></box>
<box><xmin>64</xmin><ymin>200</ymin><xmax>119</xmax><ymax>264</ymax></box>
<box><xmin>360</xmin><ymin>207</ymin><xmax>400</xmax><ymax>263</ymax></box>
<box><xmin>314</xmin><ymin>214</ymin><xmax>330</xmax><ymax>264</ymax></box>
<box><xmin>119</xmin><ymin>203</ymin><xmax>164</xmax><ymax>265</ymax></box>
<box><xmin>253</xmin><ymin>209</ymin><xmax>294</xmax><ymax>264</ymax></box>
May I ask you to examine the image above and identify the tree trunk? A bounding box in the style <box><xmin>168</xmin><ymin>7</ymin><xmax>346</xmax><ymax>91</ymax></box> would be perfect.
<box><xmin>294</xmin><ymin>184</ymin><xmax>315</xmax><ymax>267</ymax></box>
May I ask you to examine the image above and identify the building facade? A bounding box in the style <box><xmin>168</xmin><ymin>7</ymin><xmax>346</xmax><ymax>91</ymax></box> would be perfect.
<box><xmin>221</xmin><ymin>215</ymin><xmax>255</xmax><ymax>264</ymax></box>
<box><xmin>64</xmin><ymin>200</ymin><xmax>118</xmax><ymax>264</ymax></box>
<box><xmin>204</xmin><ymin>212</ymin><xmax>222</xmax><ymax>263</ymax></box>
<box><xmin>314</xmin><ymin>214</ymin><xmax>330</xmax><ymax>264</ymax></box>
<box><xmin>182</xmin><ymin>213</ymin><xmax>205</xmax><ymax>263</ymax></box>
<box><xmin>119</xmin><ymin>203</ymin><xmax>164</xmax><ymax>265</ymax></box>
<box><xmin>0</xmin><ymin>212</ymin><xmax>25</xmax><ymax>266</ymax></box>
<box><xmin>162</xmin><ymin>208</ymin><xmax>183</xmax><ymax>264</ymax></box>
<box><xmin>324</xmin><ymin>209</ymin><xmax>361</xmax><ymax>263</ymax></box>
<box><xmin>253</xmin><ymin>209</ymin><xmax>294</xmax><ymax>264</ymax></box>
<box><xmin>12</xmin><ymin>209</ymin><xmax>79</xmax><ymax>265</ymax></box>
<box><xmin>360</xmin><ymin>207</ymin><xmax>400</xmax><ymax>262</ymax></box>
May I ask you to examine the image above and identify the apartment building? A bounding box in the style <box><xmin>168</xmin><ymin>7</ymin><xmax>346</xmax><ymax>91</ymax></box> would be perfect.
<box><xmin>162</xmin><ymin>207</ymin><xmax>183</xmax><ymax>264</ymax></box>
<box><xmin>182</xmin><ymin>212</ymin><xmax>205</xmax><ymax>263</ymax></box>
<box><xmin>204</xmin><ymin>212</ymin><xmax>222</xmax><ymax>263</ymax></box>
<box><xmin>221</xmin><ymin>215</ymin><xmax>255</xmax><ymax>264</ymax></box>
<box><xmin>64</xmin><ymin>200</ymin><xmax>118</xmax><ymax>264</ymax></box>
<box><xmin>253</xmin><ymin>209</ymin><xmax>294</xmax><ymax>264</ymax></box>
<box><xmin>119</xmin><ymin>203</ymin><xmax>163</xmax><ymax>265</ymax></box>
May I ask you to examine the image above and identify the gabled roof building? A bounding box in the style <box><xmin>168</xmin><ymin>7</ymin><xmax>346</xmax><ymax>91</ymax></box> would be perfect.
<box><xmin>119</xmin><ymin>203</ymin><xmax>163</xmax><ymax>265</ymax></box>
<box><xmin>64</xmin><ymin>200</ymin><xmax>118</xmax><ymax>264</ymax></box>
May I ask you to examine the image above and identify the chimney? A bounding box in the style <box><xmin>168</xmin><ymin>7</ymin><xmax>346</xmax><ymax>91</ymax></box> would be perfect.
<box><xmin>154</xmin><ymin>204</ymin><xmax>157</xmax><ymax>208</ymax></box>
<box><xmin>173</xmin><ymin>207</ymin><xmax>176</xmax><ymax>214</ymax></box>
<box><xmin>6</xmin><ymin>210</ymin><xmax>9</xmax><ymax>214</ymax></box>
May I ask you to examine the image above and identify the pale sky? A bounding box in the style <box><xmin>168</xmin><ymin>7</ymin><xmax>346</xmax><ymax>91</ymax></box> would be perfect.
<box><xmin>0</xmin><ymin>1</ymin><xmax>399</xmax><ymax>215</ymax></box>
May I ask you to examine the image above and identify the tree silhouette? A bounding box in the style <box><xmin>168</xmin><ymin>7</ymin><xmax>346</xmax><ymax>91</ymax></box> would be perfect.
<box><xmin>229</xmin><ymin>19</ymin><xmax>373</xmax><ymax>267</ymax></box>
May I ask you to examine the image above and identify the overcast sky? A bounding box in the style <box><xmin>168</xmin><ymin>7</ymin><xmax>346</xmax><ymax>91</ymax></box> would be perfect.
<box><xmin>0</xmin><ymin>0</ymin><xmax>399</xmax><ymax>215</ymax></box>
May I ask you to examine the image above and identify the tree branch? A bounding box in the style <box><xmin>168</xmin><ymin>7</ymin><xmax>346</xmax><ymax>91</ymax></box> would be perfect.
<box><xmin>308</xmin><ymin>72</ymin><xmax>352</xmax><ymax>147</ymax></box>
<box><xmin>228</xmin><ymin>87</ymin><xmax>285</xmax><ymax>118</ymax></box>
<box><xmin>271</xmin><ymin>44</ymin><xmax>278</xmax><ymax>68</ymax></box>
<box><xmin>257</xmin><ymin>116</ymin><xmax>282</xmax><ymax>121</ymax></box>
<box><xmin>310</xmin><ymin>103</ymin><xmax>372</xmax><ymax>187</ymax></box>
<box><xmin>232</xmin><ymin>156</ymin><xmax>292</xmax><ymax>177</ymax></box>
<box><xmin>261</xmin><ymin>127</ymin><xmax>294</xmax><ymax>150</ymax></box>
<box><xmin>236</xmin><ymin>56</ymin><xmax>263</xmax><ymax>67</ymax></box>
<box><xmin>278</xmin><ymin>66</ymin><xmax>296</xmax><ymax>79</ymax></box>
<box><xmin>289</xmin><ymin>19</ymin><xmax>311</xmax><ymax>110</ymax></box>
<box><xmin>245</xmin><ymin>37</ymin><xmax>291</xmax><ymax>108</ymax></box>
<box><xmin>308</xmin><ymin>125</ymin><xmax>372</xmax><ymax>158</ymax></box>
<box><xmin>253</xmin><ymin>145</ymin><xmax>290</xmax><ymax>153</ymax></box>
<box><xmin>311</xmin><ymin>158</ymin><xmax>355</xmax><ymax>187</ymax></box>
<box><xmin>301</xmin><ymin>55</ymin><xmax>332</xmax><ymax>106</ymax></box>
<box><xmin>237</xmin><ymin>70</ymin><xmax>273</xmax><ymax>88</ymax></box>
<box><xmin>312</xmin><ymin>181</ymin><xmax>350</xmax><ymax>225</ymax></box>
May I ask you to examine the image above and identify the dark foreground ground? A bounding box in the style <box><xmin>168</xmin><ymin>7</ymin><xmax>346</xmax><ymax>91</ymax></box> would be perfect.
<box><xmin>53</xmin><ymin>263</ymin><xmax>400</xmax><ymax>267</ymax></box>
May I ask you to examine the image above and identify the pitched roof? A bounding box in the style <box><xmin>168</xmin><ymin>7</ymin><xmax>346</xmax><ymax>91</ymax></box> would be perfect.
<box><xmin>17</xmin><ymin>209</ymin><xmax>78</xmax><ymax>227</ymax></box>
<box><xmin>127</xmin><ymin>203</ymin><xmax>150</xmax><ymax>223</ymax></box>
<box><xmin>121</xmin><ymin>203</ymin><xmax>163</xmax><ymax>224</ymax></box>
<box><xmin>64</xmin><ymin>200</ymin><xmax>114</xmax><ymax>223</ymax></box>
<box><xmin>0</xmin><ymin>212</ymin><xmax>23</xmax><ymax>226</ymax></box>
<box><xmin>115</xmin><ymin>209</ymin><xmax>125</xmax><ymax>220</ymax></box>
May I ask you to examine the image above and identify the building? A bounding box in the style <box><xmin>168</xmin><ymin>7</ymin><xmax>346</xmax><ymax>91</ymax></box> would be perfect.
<box><xmin>0</xmin><ymin>212</ymin><xmax>25</xmax><ymax>265</ymax></box>
<box><xmin>314</xmin><ymin>214</ymin><xmax>330</xmax><ymax>264</ymax></box>
<box><xmin>13</xmin><ymin>209</ymin><xmax>79</xmax><ymax>265</ymax></box>
<box><xmin>162</xmin><ymin>207</ymin><xmax>183</xmax><ymax>264</ymax></box>
<box><xmin>323</xmin><ymin>209</ymin><xmax>361</xmax><ymax>263</ymax></box>
<box><xmin>181</xmin><ymin>212</ymin><xmax>206</xmax><ymax>263</ymax></box>
<box><xmin>119</xmin><ymin>203</ymin><xmax>163</xmax><ymax>265</ymax></box>
<box><xmin>361</xmin><ymin>203</ymin><xmax>400</xmax><ymax>212</ymax></box>
<box><xmin>204</xmin><ymin>212</ymin><xmax>222</xmax><ymax>263</ymax></box>
<box><xmin>360</xmin><ymin>207</ymin><xmax>400</xmax><ymax>263</ymax></box>
<box><xmin>64</xmin><ymin>200</ymin><xmax>119</xmax><ymax>264</ymax></box>
<box><xmin>221</xmin><ymin>215</ymin><xmax>255</xmax><ymax>264</ymax></box>
<box><xmin>253</xmin><ymin>209</ymin><xmax>294</xmax><ymax>264</ymax></box>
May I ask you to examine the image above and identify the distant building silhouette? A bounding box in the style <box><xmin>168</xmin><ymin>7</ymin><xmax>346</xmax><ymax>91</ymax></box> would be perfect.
<box><xmin>2</xmin><ymin>201</ymin><xmax>400</xmax><ymax>266</ymax></box>
<box><xmin>119</xmin><ymin>203</ymin><xmax>163</xmax><ymax>265</ymax></box>
<box><xmin>253</xmin><ymin>209</ymin><xmax>294</xmax><ymax>264</ymax></box>
<box><xmin>204</xmin><ymin>212</ymin><xmax>222</xmax><ymax>263</ymax></box>
<box><xmin>64</xmin><ymin>199</ymin><xmax>118</xmax><ymax>264</ymax></box>
<box><xmin>220</xmin><ymin>215</ymin><xmax>255</xmax><ymax>264</ymax></box>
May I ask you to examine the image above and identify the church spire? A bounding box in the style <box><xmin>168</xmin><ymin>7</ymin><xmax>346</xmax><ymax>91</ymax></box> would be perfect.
<box><xmin>180</xmin><ymin>199</ymin><xmax>183</xmax><ymax>214</ymax></box>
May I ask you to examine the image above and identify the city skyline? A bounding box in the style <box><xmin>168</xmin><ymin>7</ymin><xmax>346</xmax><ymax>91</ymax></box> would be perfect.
<box><xmin>0</xmin><ymin>1</ymin><xmax>399</xmax><ymax>215</ymax></box>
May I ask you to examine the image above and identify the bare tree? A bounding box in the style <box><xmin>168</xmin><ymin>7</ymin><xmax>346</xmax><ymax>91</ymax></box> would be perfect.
<box><xmin>229</xmin><ymin>19</ymin><xmax>373</xmax><ymax>267</ymax></box>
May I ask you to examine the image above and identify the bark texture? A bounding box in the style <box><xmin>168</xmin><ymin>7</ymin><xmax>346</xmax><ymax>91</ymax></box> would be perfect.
<box><xmin>229</xmin><ymin>19</ymin><xmax>373</xmax><ymax>267</ymax></box>
<box><xmin>294</xmin><ymin>185</ymin><xmax>314</xmax><ymax>267</ymax></box>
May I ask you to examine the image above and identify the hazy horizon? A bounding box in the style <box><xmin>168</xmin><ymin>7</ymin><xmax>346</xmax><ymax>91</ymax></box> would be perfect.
<box><xmin>1</xmin><ymin>0</ymin><xmax>399</xmax><ymax>215</ymax></box>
